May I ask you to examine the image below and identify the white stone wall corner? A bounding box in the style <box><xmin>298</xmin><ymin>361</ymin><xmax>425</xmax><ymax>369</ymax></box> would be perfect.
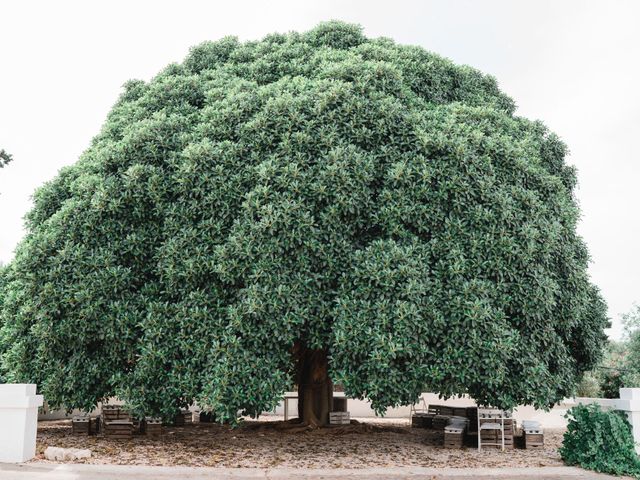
<box><xmin>0</xmin><ymin>384</ymin><xmax>44</xmax><ymax>463</ymax></box>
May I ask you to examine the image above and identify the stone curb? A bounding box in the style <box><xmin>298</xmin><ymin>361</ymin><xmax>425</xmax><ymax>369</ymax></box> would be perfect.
<box><xmin>0</xmin><ymin>463</ymin><xmax>630</xmax><ymax>479</ymax></box>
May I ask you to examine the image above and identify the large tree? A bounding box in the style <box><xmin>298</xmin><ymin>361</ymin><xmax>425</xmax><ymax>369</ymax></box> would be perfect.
<box><xmin>0</xmin><ymin>22</ymin><xmax>608</xmax><ymax>426</ymax></box>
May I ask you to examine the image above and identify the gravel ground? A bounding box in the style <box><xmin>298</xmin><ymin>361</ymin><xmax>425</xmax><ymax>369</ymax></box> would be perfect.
<box><xmin>36</xmin><ymin>419</ymin><xmax>565</xmax><ymax>468</ymax></box>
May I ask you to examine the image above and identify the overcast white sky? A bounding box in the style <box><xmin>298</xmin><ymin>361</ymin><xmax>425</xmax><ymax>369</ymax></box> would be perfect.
<box><xmin>1</xmin><ymin>0</ymin><xmax>638</xmax><ymax>338</ymax></box>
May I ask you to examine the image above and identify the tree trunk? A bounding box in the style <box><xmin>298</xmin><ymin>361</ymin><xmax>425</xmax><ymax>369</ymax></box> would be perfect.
<box><xmin>296</xmin><ymin>347</ymin><xmax>333</xmax><ymax>427</ymax></box>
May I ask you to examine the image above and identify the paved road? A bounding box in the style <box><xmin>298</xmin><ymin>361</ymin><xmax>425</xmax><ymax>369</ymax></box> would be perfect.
<box><xmin>0</xmin><ymin>463</ymin><xmax>631</xmax><ymax>480</ymax></box>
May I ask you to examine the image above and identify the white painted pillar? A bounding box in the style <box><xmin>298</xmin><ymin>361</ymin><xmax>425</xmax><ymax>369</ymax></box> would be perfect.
<box><xmin>0</xmin><ymin>384</ymin><xmax>44</xmax><ymax>463</ymax></box>
<box><xmin>619</xmin><ymin>388</ymin><xmax>640</xmax><ymax>455</ymax></box>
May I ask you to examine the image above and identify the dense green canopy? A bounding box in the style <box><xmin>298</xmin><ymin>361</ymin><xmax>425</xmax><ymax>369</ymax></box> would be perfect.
<box><xmin>0</xmin><ymin>21</ymin><xmax>608</xmax><ymax>421</ymax></box>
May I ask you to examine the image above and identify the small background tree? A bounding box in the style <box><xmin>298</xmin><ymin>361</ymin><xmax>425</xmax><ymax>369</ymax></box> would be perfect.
<box><xmin>0</xmin><ymin>149</ymin><xmax>12</xmax><ymax>382</ymax></box>
<box><xmin>0</xmin><ymin>149</ymin><xmax>12</xmax><ymax>168</ymax></box>
<box><xmin>577</xmin><ymin>305</ymin><xmax>640</xmax><ymax>399</ymax></box>
<box><xmin>0</xmin><ymin>22</ymin><xmax>608</xmax><ymax>426</ymax></box>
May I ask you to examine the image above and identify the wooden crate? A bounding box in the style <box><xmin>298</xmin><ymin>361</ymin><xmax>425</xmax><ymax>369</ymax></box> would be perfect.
<box><xmin>101</xmin><ymin>405</ymin><xmax>119</xmax><ymax>421</ymax></box>
<box><xmin>444</xmin><ymin>426</ymin><xmax>464</xmax><ymax>449</ymax></box>
<box><xmin>329</xmin><ymin>411</ymin><xmax>351</xmax><ymax>425</ymax></box>
<box><xmin>423</xmin><ymin>413</ymin><xmax>435</xmax><ymax>428</ymax></box>
<box><xmin>480</xmin><ymin>434</ymin><xmax>514</xmax><ymax>445</ymax></box>
<box><xmin>102</xmin><ymin>405</ymin><xmax>129</xmax><ymax>422</ymax></box>
<box><xmin>478</xmin><ymin>420</ymin><xmax>514</xmax><ymax>434</ymax></box>
<box><xmin>91</xmin><ymin>416</ymin><xmax>101</xmax><ymax>435</ymax></box>
<box><xmin>102</xmin><ymin>405</ymin><xmax>131</xmax><ymax>435</ymax></box>
<box><xmin>174</xmin><ymin>410</ymin><xmax>193</xmax><ymax>426</ymax></box>
<box><xmin>440</xmin><ymin>406</ymin><xmax>454</xmax><ymax>416</ymax></box>
<box><xmin>480</xmin><ymin>427</ymin><xmax>514</xmax><ymax>439</ymax></box>
<box><xmin>104</xmin><ymin>419</ymin><xmax>134</xmax><ymax>439</ymax></box>
<box><xmin>412</xmin><ymin>413</ymin><xmax>436</xmax><ymax>428</ymax></box>
<box><xmin>444</xmin><ymin>435</ymin><xmax>464</xmax><ymax>448</ymax></box>
<box><xmin>411</xmin><ymin>413</ymin><xmax>424</xmax><ymax>428</ymax></box>
<box><xmin>478</xmin><ymin>417</ymin><xmax>514</xmax><ymax>425</ymax></box>
<box><xmin>412</xmin><ymin>413</ymin><xmax>430</xmax><ymax>428</ymax></box>
<box><xmin>144</xmin><ymin>417</ymin><xmax>163</xmax><ymax>437</ymax></box>
<box><xmin>477</xmin><ymin>408</ymin><xmax>505</xmax><ymax>419</ymax></box>
<box><xmin>481</xmin><ymin>443</ymin><xmax>515</xmax><ymax>450</ymax></box>
<box><xmin>480</xmin><ymin>441</ymin><xmax>514</xmax><ymax>449</ymax></box>
<box><xmin>524</xmin><ymin>432</ymin><xmax>544</xmax><ymax>449</ymax></box>
<box><xmin>452</xmin><ymin>407</ymin><xmax>467</xmax><ymax>417</ymax></box>
<box><xmin>432</xmin><ymin>415</ymin><xmax>451</xmax><ymax>430</ymax></box>
<box><xmin>72</xmin><ymin>415</ymin><xmax>91</xmax><ymax>435</ymax></box>
<box><xmin>422</xmin><ymin>413</ymin><xmax>435</xmax><ymax>428</ymax></box>
<box><xmin>183</xmin><ymin>410</ymin><xmax>193</xmax><ymax>424</ymax></box>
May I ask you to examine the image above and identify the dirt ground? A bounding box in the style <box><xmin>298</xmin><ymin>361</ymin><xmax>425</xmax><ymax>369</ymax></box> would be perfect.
<box><xmin>36</xmin><ymin>419</ymin><xmax>565</xmax><ymax>469</ymax></box>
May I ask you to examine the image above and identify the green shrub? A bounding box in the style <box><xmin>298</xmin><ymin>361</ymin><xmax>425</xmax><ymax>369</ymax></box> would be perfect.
<box><xmin>560</xmin><ymin>404</ymin><xmax>640</xmax><ymax>477</ymax></box>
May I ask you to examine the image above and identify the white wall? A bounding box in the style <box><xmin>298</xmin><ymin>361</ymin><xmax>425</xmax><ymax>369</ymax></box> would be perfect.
<box><xmin>39</xmin><ymin>392</ymin><xmax>570</xmax><ymax>429</ymax></box>
<box><xmin>266</xmin><ymin>392</ymin><xmax>569</xmax><ymax>428</ymax></box>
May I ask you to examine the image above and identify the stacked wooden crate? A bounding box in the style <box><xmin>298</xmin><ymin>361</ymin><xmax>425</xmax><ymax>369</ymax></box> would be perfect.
<box><xmin>102</xmin><ymin>405</ymin><xmax>126</xmax><ymax>423</ymax></box>
<box><xmin>440</xmin><ymin>406</ymin><xmax>454</xmax><ymax>417</ymax></box>
<box><xmin>412</xmin><ymin>404</ymin><xmax>481</xmax><ymax>439</ymax></box>
<box><xmin>72</xmin><ymin>415</ymin><xmax>91</xmax><ymax>435</ymax></box>
<box><xmin>432</xmin><ymin>414</ymin><xmax>452</xmax><ymax>430</ymax></box>
<box><xmin>523</xmin><ymin>421</ymin><xmax>544</xmax><ymax>449</ymax></box>
<box><xmin>479</xmin><ymin>419</ymin><xmax>515</xmax><ymax>449</ymax></box>
<box><xmin>411</xmin><ymin>412</ymin><xmax>436</xmax><ymax>428</ymax></box>
<box><xmin>411</xmin><ymin>412</ymin><xmax>428</xmax><ymax>428</ymax></box>
<box><xmin>503</xmin><ymin>418</ymin><xmax>515</xmax><ymax>449</ymax></box>
<box><xmin>102</xmin><ymin>405</ymin><xmax>134</xmax><ymax>439</ymax></box>
<box><xmin>423</xmin><ymin>413</ymin><xmax>436</xmax><ymax>428</ymax></box>
<box><xmin>329</xmin><ymin>398</ymin><xmax>350</xmax><ymax>425</ymax></box>
<box><xmin>412</xmin><ymin>404</ymin><xmax>478</xmax><ymax>431</ymax></box>
<box><xmin>443</xmin><ymin>416</ymin><xmax>468</xmax><ymax>449</ymax></box>
<box><xmin>453</xmin><ymin>407</ymin><xmax>467</xmax><ymax>418</ymax></box>
<box><xmin>144</xmin><ymin>417</ymin><xmax>163</xmax><ymax>437</ymax></box>
<box><xmin>329</xmin><ymin>411</ymin><xmax>351</xmax><ymax>425</ymax></box>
